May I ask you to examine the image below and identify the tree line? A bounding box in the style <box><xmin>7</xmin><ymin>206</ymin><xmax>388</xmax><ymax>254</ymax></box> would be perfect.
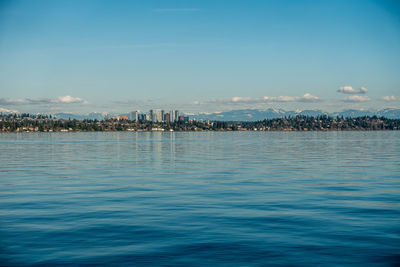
<box><xmin>0</xmin><ymin>113</ymin><xmax>399</xmax><ymax>132</ymax></box>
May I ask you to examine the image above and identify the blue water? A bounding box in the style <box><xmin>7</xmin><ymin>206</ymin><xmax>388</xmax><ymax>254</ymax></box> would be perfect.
<box><xmin>0</xmin><ymin>132</ymin><xmax>399</xmax><ymax>266</ymax></box>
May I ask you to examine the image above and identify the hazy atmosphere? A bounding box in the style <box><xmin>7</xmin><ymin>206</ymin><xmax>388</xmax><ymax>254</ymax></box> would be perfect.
<box><xmin>1</xmin><ymin>0</ymin><xmax>399</xmax><ymax>114</ymax></box>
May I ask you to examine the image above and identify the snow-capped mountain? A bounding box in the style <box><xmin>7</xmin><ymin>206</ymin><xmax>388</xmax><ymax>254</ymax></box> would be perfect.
<box><xmin>42</xmin><ymin>108</ymin><xmax>400</xmax><ymax>121</ymax></box>
<box><xmin>54</xmin><ymin>112</ymin><xmax>113</xmax><ymax>120</ymax></box>
<box><xmin>193</xmin><ymin>108</ymin><xmax>400</xmax><ymax>121</ymax></box>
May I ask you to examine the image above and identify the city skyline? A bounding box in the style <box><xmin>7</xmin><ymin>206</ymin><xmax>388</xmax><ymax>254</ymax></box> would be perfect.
<box><xmin>1</xmin><ymin>0</ymin><xmax>400</xmax><ymax>114</ymax></box>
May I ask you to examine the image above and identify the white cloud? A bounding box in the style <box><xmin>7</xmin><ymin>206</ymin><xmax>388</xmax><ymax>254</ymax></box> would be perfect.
<box><xmin>382</xmin><ymin>96</ymin><xmax>400</xmax><ymax>101</ymax></box>
<box><xmin>343</xmin><ymin>95</ymin><xmax>371</xmax><ymax>102</ymax></box>
<box><xmin>265</xmin><ymin>96</ymin><xmax>296</xmax><ymax>102</ymax></box>
<box><xmin>0</xmin><ymin>98</ymin><xmax>26</xmax><ymax>105</ymax></box>
<box><xmin>0</xmin><ymin>107</ymin><xmax>19</xmax><ymax>113</ymax></box>
<box><xmin>27</xmin><ymin>98</ymin><xmax>55</xmax><ymax>104</ymax></box>
<box><xmin>194</xmin><ymin>93</ymin><xmax>321</xmax><ymax>106</ymax></box>
<box><xmin>231</xmin><ymin>96</ymin><xmax>262</xmax><ymax>103</ymax></box>
<box><xmin>0</xmin><ymin>97</ymin><xmax>49</xmax><ymax>105</ymax></box>
<box><xmin>337</xmin><ymin>86</ymin><xmax>368</xmax><ymax>94</ymax></box>
<box><xmin>0</xmin><ymin>96</ymin><xmax>88</xmax><ymax>105</ymax></box>
<box><xmin>265</xmin><ymin>93</ymin><xmax>321</xmax><ymax>102</ymax></box>
<box><xmin>299</xmin><ymin>93</ymin><xmax>321</xmax><ymax>102</ymax></box>
<box><xmin>55</xmin><ymin>95</ymin><xmax>88</xmax><ymax>104</ymax></box>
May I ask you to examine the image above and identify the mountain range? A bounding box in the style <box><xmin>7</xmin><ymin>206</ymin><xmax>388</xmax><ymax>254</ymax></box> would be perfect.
<box><xmin>193</xmin><ymin>108</ymin><xmax>400</xmax><ymax>121</ymax></box>
<box><xmin>50</xmin><ymin>108</ymin><xmax>400</xmax><ymax>121</ymax></box>
<box><xmin>53</xmin><ymin>112</ymin><xmax>113</xmax><ymax>121</ymax></box>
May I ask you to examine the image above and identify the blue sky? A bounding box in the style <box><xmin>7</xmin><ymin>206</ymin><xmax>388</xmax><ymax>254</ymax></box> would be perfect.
<box><xmin>0</xmin><ymin>0</ymin><xmax>399</xmax><ymax>114</ymax></box>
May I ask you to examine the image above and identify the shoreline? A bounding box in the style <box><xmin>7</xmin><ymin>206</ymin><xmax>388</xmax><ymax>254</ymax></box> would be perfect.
<box><xmin>1</xmin><ymin>115</ymin><xmax>400</xmax><ymax>132</ymax></box>
<box><xmin>1</xmin><ymin>129</ymin><xmax>399</xmax><ymax>133</ymax></box>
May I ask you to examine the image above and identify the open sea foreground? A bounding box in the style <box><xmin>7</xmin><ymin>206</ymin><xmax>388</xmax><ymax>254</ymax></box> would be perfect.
<box><xmin>0</xmin><ymin>131</ymin><xmax>399</xmax><ymax>266</ymax></box>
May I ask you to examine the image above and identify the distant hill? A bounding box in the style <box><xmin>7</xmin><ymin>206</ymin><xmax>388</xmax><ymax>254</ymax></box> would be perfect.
<box><xmin>376</xmin><ymin>108</ymin><xmax>400</xmax><ymax>119</ymax></box>
<box><xmin>50</xmin><ymin>108</ymin><xmax>400</xmax><ymax>121</ymax></box>
<box><xmin>332</xmin><ymin>108</ymin><xmax>400</xmax><ymax>119</ymax></box>
<box><xmin>193</xmin><ymin>108</ymin><xmax>400</xmax><ymax>121</ymax></box>
<box><xmin>54</xmin><ymin>112</ymin><xmax>112</xmax><ymax>120</ymax></box>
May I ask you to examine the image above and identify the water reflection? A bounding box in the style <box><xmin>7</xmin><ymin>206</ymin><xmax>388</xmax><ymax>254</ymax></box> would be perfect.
<box><xmin>0</xmin><ymin>131</ymin><xmax>399</xmax><ymax>265</ymax></box>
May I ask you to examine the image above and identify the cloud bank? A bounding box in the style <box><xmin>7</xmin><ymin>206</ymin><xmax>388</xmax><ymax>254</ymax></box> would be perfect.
<box><xmin>337</xmin><ymin>86</ymin><xmax>368</xmax><ymax>94</ymax></box>
<box><xmin>382</xmin><ymin>96</ymin><xmax>400</xmax><ymax>101</ymax></box>
<box><xmin>0</xmin><ymin>107</ymin><xmax>19</xmax><ymax>113</ymax></box>
<box><xmin>343</xmin><ymin>95</ymin><xmax>371</xmax><ymax>102</ymax></box>
<box><xmin>0</xmin><ymin>96</ymin><xmax>88</xmax><ymax>105</ymax></box>
<box><xmin>55</xmin><ymin>96</ymin><xmax>88</xmax><ymax>104</ymax></box>
<box><xmin>264</xmin><ymin>93</ymin><xmax>321</xmax><ymax>103</ymax></box>
<box><xmin>195</xmin><ymin>93</ymin><xmax>322</xmax><ymax>105</ymax></box>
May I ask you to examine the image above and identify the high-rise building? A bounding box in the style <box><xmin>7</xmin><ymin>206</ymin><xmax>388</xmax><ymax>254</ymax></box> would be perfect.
<box><xmin>164</xmin><ymin>113</ymin><xmax>170</xmax><ymax>123</ymax></box>
<box><xmin>138</xmin><ymin>114</ymin><xmax>146</xmax><ymax>121</ymax></box>
<box><xmin>130</xmin><ymin>110</ymin><xmax>139</xmax><ymax>121</ymax></box>
<box><xmin>150</xmin><ymin>109</ymin><xmax>163</xmax><ymax>122</ymax></box>
<box><xmin>174</xmin><ymin>110</ymin><xmax>179</xmax><ymax>122</ymax></box>
<box><xmin>150</xmin><ymin>110</ymin><xmax>154</xmax><ymax>122</ymax></box>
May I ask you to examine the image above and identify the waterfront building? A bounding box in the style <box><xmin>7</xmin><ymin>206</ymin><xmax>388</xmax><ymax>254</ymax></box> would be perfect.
<box><xmin>169</xmin><ymin>110</ymin><xmax>179</xmax><ymax>122</ymax></box>
<box><xmin>174</xmin><ymin>110</ymin><xmax>179</xmax><ymax>122</ymax></box>
<box><xmin>138</xmin><ymin>114</ymin><xmax>146</xmax><ymax>121</ymax></box>
<box><xmin>116</xmin><ymin>115</ymin><xmax>129</xmax><ymax>121</ymax></box>
<box><xmin>150</xmin><ymin>110</ymin><xmax>154</xmax><ymax>121</ymax></box>
<box><xmin>164</xmin><ymin>113</ymin><xmax>170</xmax><ymax>123</ymax></box>
<box><xmin>150</xmin><ymin>109</ymin><xmax>163</xmax><ymax>122</ymax></box>
<box><xmin>130</xmin><ymin>110</ymin><xmax>139</xmax><ymax>121</ymax></box>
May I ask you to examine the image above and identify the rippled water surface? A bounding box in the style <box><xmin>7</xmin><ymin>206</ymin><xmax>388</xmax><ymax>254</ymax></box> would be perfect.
<box><xmin>0</xmin><ymin>132</ymin><xmax>399</xmax><ymax>266</ymax></box>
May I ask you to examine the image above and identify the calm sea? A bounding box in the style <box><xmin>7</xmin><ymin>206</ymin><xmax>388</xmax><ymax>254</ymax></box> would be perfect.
<box><xmin>0</xmin><ymin>132</ymin><xmax>399</xmax><ymax>266</ymax></box>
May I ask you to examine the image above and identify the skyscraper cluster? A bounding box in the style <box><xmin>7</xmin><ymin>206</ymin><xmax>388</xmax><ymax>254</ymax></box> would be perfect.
<box><xmin>129</xmin><ymin>110</ymin><xmax>188</xmax><ymax>123</ymax></box>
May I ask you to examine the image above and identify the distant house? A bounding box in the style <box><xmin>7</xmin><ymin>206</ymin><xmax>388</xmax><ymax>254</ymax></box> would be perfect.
<box><xmin>115</xmin><ymin>115</ymin><xmax>129</xmax><ymax>121</ymax></box>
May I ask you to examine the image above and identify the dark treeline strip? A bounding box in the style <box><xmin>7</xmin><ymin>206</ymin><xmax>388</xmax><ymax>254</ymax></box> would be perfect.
<box><xmin>0</xmin><ymin>114</ymin><xmax>399</xmax><ymax>132</ymax></box>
